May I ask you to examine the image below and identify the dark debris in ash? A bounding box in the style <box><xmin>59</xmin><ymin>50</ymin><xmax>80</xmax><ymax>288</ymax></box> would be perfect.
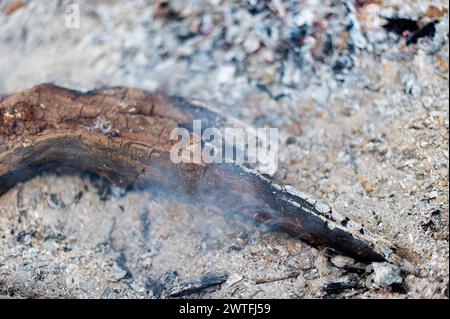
<box><xmin>407</xmin><ymin>21</ymin><xmax>438</xmax><ymax>44</ymax></box>
<box><xmin>72</xmin><ymin>190</ymin><xmax>83</xmax><ymax>205</ymax></box>
<box><xmin>139</xmin><ymin>209</ymin><xmax>151</xmax><ymax>239</ymax></box>
<box><xmin>82</xmin><ymin>173</ymin><xmax>127</xmax><ymax>201</ymax></box>
<box><xmin>322</xmin><ymin>274</ymin><xmax>361</xmax><ymax>295</ymax></box>
<box><xmin>47</xmin><ymin>193</ymin><xmax>65</xmax><ymax>210</ymax></box>
<box><xmin>383</xmin><ymin>17</ymin><xmax>420</xmax><ymax>35</ymax></box>
<box><xmin>383</xmin><ymin>17</ymin><xmax>439</xmax><ymax>45</ymax></box>
<box><xmin>113</xmin><ymin>252</ymin><xmax>132</xmax><ymax>281</ymax></box>
<box><xmin>161</xmin><ymin>271</ymin><xmax>229</xmax><ymax>298</ymax></box>
<box><xmin>145</xmin><ymin>277</ymin><xmax>164</xmax><ymax>298</ymax></box>
<box><xmin>16</xmin><ymin>230</ymin><xmax>35</xmax><ymax>245</ymax></box>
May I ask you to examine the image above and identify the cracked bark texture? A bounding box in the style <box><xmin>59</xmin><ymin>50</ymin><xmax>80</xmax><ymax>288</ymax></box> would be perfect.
<box><xmin>0</xmin><ymin>84</ymin><xmax>413</xmax><ymax>267</ymax></box>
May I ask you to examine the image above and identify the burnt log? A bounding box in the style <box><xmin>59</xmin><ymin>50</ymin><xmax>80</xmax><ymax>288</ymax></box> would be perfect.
<box><xmin>0</xmin><ymin>84</ymin><xmax>414</xmax><ymax>267</ymax></box>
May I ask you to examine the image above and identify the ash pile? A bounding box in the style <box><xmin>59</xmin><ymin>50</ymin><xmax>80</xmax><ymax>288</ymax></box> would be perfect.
<box><xmin>0</xmin><ymin>0</ymin><xmax>448</xmax><ymax>299</ymax></box>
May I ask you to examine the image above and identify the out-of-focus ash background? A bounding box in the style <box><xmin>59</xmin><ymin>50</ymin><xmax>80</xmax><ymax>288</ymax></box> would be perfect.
<box><xmin>0</xmin><ymin>0</ymin><xmax>448</xmax><ymax>298</ymax></box>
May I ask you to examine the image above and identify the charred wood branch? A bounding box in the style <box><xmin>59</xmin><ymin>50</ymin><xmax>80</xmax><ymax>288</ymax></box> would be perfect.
<box><xmin>0</xmin><ymin>84</ymin><xmax>414</xmax><ymax>268</ymax></box>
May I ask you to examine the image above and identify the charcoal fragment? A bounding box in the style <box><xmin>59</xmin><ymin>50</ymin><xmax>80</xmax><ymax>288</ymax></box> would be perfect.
<box><xmin>322</xmin><ymin>274</ymin><xmax>360</xmax><ymax>295</ymax></box>
<box><xmin>245</xmin><ymin>0</ymin><xmax>267</xmax><ymax>15</ymax></box>
<box><xmin>16</xmin><ymin>230</ymin><xmax>34</xmax><ymax>245</ymax></box>
<box><xmin>332</xmin><ymin>54</ymin><xmax>353</xmax><ymax>74</ymax></box>
<box><xmin>160</xmin><ymin>271</ymin><xmax>179</xmax><ymax>290</ymax></box>
<box><xmin>113</xmin><ymin>252</ymin><xmax>132</xmax><ymax>281</ymax></box>
<box><xmin>164</xmin><ymin>271</ymin><xmax>228</xmax><ymax>297</ymax></box>
<box><xmin>145</xmin><ymin>278</ymin><xmax>163</xmax><ymax>298</ymax></box>
<box><xmin>406</xmin><ymin>20</ymin><xmax>438</xmax><ymax>44</ymax></box>
<box><xmin>73</xmin><ymin>191</ymin><xmax>83</xmax><ymax>204</ymax></box>
<box><xmin>383</xmin><ymin>17</ymin><xmax>439</xmax><ymax>45</ymax></box>
<box><xmin>383</xmin><ymin>17</ymin><xmax>419</xmax><ymax>35</ymax></box>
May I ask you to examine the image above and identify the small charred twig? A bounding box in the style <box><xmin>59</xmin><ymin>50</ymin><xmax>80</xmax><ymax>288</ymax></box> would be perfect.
<box><xmin>254</xmin><ymin>272</ymin><xmax>300</xmax><ymax>284</ymax></box>
<box><xmin>164</xmin><ymin>271</ymin><xmax>229</xmax><ymax>297</ymax></box>
<box><xmin>0</xmin><ymin>84</ymin><xmax>414</xmax><ymax>267</ymax></box>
